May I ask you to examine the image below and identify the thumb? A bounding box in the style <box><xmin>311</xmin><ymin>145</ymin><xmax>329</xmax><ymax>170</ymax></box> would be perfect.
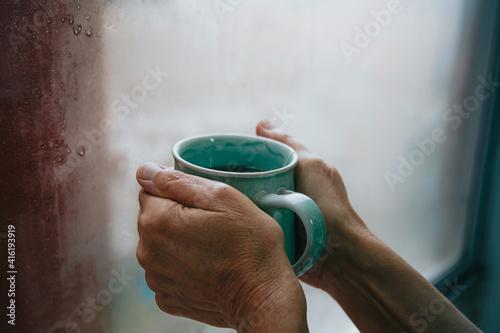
<box><xmin>256</xmin><ymin>120</ymin><xmax>311</xmax><ymax>156</ymax></box>
<box><xmin>136</xmin><ymin>162</ymin><xmax>220</xmax><ymax>210</ymax></box>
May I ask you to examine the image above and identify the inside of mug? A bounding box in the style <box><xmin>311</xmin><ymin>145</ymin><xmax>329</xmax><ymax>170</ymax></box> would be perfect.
<box><xmin>177</xmin><ymin>135</ymin><xmax>296</xmax><ymax>173</ymax></box>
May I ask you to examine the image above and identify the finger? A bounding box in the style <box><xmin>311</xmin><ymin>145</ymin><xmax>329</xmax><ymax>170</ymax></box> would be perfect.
<box><xmin>137</xmin><ymin>191</ymin><xmax>196</xmax><ymax>241</ymax></box>
<box><xmin>144</xmin><ymin>269</ymin><xmax>172</xmax><ymax>295</ymax></box>
<box><xmin>137</xmin><ymin>219</ymin><xmax>188</xmax><ymax>275</ymax></box>
<box><xmin>138</xmin><ymin>187</ymin><xmax>181</xmax><ymax>219</ymax></box>
<box><xmin>136</xmin><ymin>162</ymin><xmax>228</xmax><ymax>210</ymax></box>
<box><xmin>255</xmin><ymin>120</ymin><xmax>311</xmax><ymax>155</ymax></box>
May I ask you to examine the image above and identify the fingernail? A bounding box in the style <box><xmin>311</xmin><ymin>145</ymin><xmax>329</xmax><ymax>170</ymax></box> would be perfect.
<box><xmin>260</xmin><ymin>119</ymin><xmax>276</xmax><ymax>130</ymax></box>
<box><xmin>137</xmin><ymin>162</ymin><xmax>163</xmax><ymax>181</ymax></box>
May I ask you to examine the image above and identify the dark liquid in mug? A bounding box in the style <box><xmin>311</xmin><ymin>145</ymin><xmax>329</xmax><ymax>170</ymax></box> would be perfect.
<box><xmin>210</xmin><ymin>165</ymin><xmax>268</xmax><ymax>173</ymax></box>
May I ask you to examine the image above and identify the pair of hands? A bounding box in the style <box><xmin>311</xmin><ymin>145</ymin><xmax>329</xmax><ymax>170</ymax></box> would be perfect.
<box><xmin>136</xmin><ymin>121</ymin><xmax>365</xmax><ymax>332</ymax></box>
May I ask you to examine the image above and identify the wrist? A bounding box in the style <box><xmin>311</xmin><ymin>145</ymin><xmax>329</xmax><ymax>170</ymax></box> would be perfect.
<box><xmin>309</xmin><ymin>212</ymin><xmax>481</xmax><ymax>333</ymax></box>
<box><xmin>300</xmin><ymin>206</ymin><xmax>372</xmax><ymax>292</ymax></box>
<box><xmin>234</xmin><ymin>268</ymin><xmax>309</xmax><ymax>333</ymax></box>
<box><xmin>317</xmin><ymin>217</ymin><xmax>376</xmax><ymax>296</ymax></box>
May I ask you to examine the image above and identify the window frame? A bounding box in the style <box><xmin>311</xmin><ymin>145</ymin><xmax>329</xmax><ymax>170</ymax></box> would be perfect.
<box><xmin>434</xmin><ymin>0</ymin><xmax>500</xmax><ymax>298</ymax></box>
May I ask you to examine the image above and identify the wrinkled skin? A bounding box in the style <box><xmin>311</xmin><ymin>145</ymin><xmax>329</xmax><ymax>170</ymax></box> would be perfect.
<box><xmin>136</xmin><ymin>125</ymin><xmax>309</xmax><ymax>331</ymax></box>
<box><xmin>136</xmin><ymin>120</ymin><xmax>482</xmax><ymax>333</ymax></box>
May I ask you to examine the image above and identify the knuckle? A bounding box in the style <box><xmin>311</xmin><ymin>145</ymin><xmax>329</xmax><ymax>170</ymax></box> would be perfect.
<box><xmin>155</xmin><ymin>295</ymin><xmax>178</xmax><ymax>315</ymax></box>
<box><xmin>155</xmin><ymin>170</ymin><xmax>184</xmax><ymax>190</ymax></box>
<box><xmin>282</xmin><ymin>133</ymin><xmax>294</xmax><ymax>143</ymax></box>
<box><xmin>303</xmin><ymin>156</ymin><xmax>339</xmax><ymax>177</ymax></box>
<box><xmin>213</xmin><ymin>183</ymin><xmax>236</xmax><ymax>199</ymax></box>
<box><xmin>144</xmin><ymin>270</ymin><xmax>157</xmax><ymax>291</ymax></box>
<box><xmin>137</xmin><ymin>201</ymin><xmax>169</xmax><ymax>234</ymax></box>
<box><xmin>136</xmin><ymin>244</ymin><xmax>149</xmax><ymax>267</ymax></box>
<box><xmin>192</xmin><ymin>191</ymin><xmax>213</xmax><ymax>209</ymax></box>
<box><xmin>137</xmin><ymin>209</ymin><xmax>153</xmax><ymax>234</ymax></box>
<box><xmin>138</xmin><ymin>188</ymin><xmax>147</xmax><ymax>206</ymax></box>
<box><xmin>306</xmin><ymin>156</ymin><xmax>328</xmax><ymax>170</ymax></box>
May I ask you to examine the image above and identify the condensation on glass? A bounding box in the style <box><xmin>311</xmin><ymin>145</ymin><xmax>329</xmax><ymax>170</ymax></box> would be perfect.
<box><xmin>0</xmin><ymin>0</ymin><xmax>485</xmax><ymax>332</ymax></box>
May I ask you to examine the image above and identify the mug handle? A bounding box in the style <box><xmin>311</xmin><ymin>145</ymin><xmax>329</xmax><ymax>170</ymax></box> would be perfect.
<box><xmin>253</xmin><ymin>189</ymin><xmax>326</xmax><ymax>277</ymax></box>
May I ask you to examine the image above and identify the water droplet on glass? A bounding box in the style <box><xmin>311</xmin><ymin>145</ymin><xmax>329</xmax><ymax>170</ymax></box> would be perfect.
<box><xmin>97</xmin><ymin>31</ymin><xmax>102</xmax><ymax>37</ymax></box>
<box><xmin>66</xmin><ymin>148</ymin><xmax>71</xmax><ymax>154</ymax></box>
<box><xmin>68</xmin><ymin>52</ymin><xmax>72</xmax><ymax>58</ymax></box>
<box><xmin>62</xmin><ymin>14</ymin><xmax>74</xmax><ymax>24</ymax></box>
<box><xmin>32</xmin><ymin>33</ymin><xmax>37</xmax><ymax>39</ymax></box>
<box><xmin>72</xmin><ymin>62</ymin><xmax>77</xmax><ymax>67</ymax></box>
<box><xmin>76</xmin><ymin>4</ymin><xmax>81</xmax><ymax>10</ymax></box>
<box><xmin>77</xmin><ymin>146</ymin><xmax>85</xmax><ymax>156</ymax></box>
<box><xmin>73</xmin><ymin>95</ymin><xmax>78</xmax><ymax>101</ymax></box>
<box><xmin>84</xmin><ymin>26</ymin><xmax>92</xmax><ymax>37</ymax></box>
<box><xmin>73</xmin><ymin>25</ymin><xmax>82</xmax><ymax>35</ymax></box>
<box><xmin>85</xmin><ymin>14</ymin><xmax>91</xmax><ymax>21</ymax></box>
<box><xmin>59</xmin><ymin>82</ymin><xmax>63</xmax><ymax>87</ymax></box>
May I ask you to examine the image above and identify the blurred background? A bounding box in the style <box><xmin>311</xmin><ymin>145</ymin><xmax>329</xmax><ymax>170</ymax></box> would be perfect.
<box><xmin>1</xmin><ymin>0</ymin><xmax>499</xmax><ymax>332</ymax></box>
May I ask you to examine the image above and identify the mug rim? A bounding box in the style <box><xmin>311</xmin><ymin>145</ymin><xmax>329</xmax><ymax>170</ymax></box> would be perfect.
<box><xmin>172</xmin><ymin>133</ymin><xmax>299</xmax><ymax>178</ymax></box>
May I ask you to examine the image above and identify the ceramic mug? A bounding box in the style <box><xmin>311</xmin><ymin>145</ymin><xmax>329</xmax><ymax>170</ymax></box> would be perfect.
<box><xmin>172</xmin><ymin>134</ymin><xmax>326</xmax><ymax>276</ymax></box>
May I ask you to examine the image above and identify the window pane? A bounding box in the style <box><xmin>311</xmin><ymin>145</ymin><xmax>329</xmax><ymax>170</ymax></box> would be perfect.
<box><xmin>3</xmin><ymin>0</ymin><xmax>485</xmax><ymax>332</ymax></box>
<box><xmin>102</xmin><ymin>0</ymin><xmax>483</xmax><ymax>332</ymax></box>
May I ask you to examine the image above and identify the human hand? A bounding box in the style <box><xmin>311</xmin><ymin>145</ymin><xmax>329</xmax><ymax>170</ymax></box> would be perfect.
<box><xmin>256</xmin><ymin>120</ymin><xmax>370</xmax><ymax>289</ymax></box>
<box><xmin>136</xmin><ymin>163</ymin><xmax>308</xmax><ymax>333</ymax></box>
<box><xmin>256</xmin><ymin>121</ymin><xmax>482</xmax><ymax>333</ymax></box>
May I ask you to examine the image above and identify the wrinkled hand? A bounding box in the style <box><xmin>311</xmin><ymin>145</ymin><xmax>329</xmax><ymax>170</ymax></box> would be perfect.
<box><xmin>256</xmin><ymin>121</ymin><xmax>483</xmax><ymax>333</ymax></box>
<box><xmin>256</xmin><ymin>120</ymin><xmax>369</xmax><ymax>288</ymax></box>
<box><xmin>136</xmin><ymin>164</ymin><xmax>307</xmax><ymax>332</ymax></box>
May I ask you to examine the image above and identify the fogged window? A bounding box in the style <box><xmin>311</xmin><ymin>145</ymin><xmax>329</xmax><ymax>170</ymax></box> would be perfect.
<box><xmin>48</xmin><ymin>0</ymin><xmax>485</xmax><ymax>332</ymax></box>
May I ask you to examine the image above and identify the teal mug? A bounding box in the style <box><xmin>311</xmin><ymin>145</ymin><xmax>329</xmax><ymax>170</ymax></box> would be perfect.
<box><xmin>172</xmin><ymin>134</ymin><xmax>326</xmax><ymax>276</ymax></box>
